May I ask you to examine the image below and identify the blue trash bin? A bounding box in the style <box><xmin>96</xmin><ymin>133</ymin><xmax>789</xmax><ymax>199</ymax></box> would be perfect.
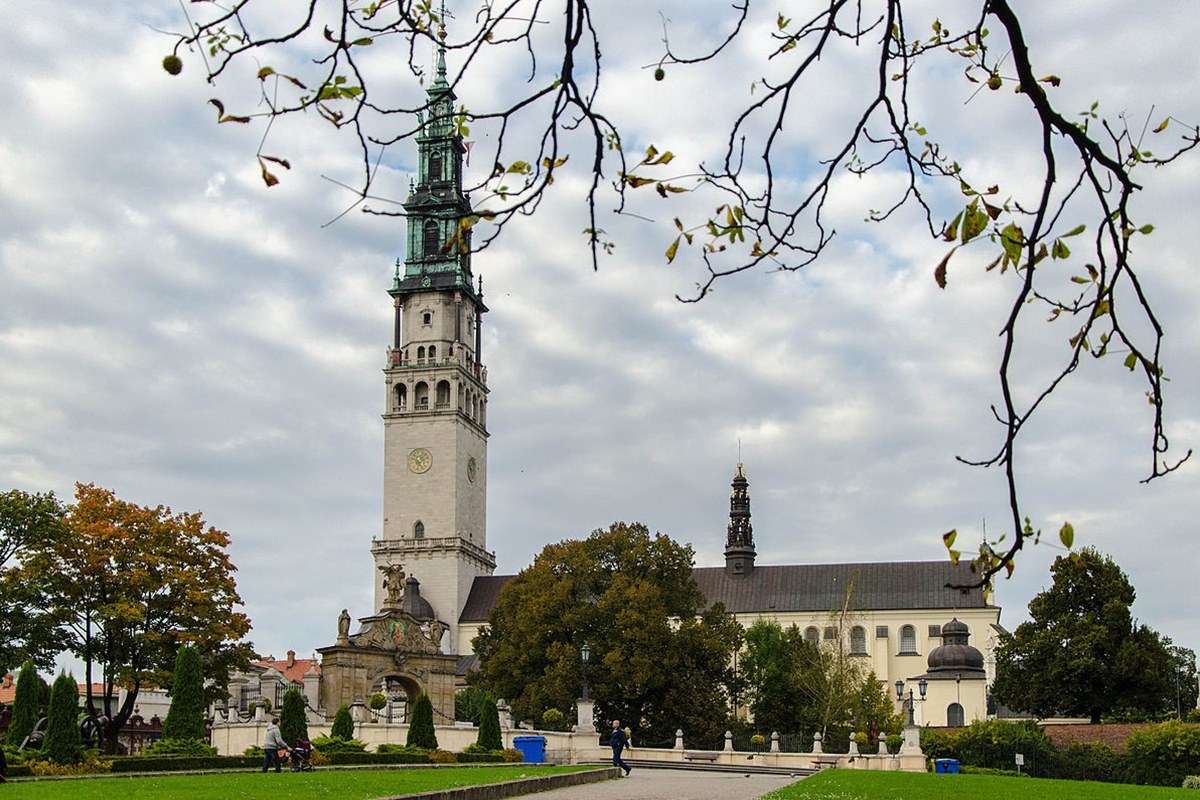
<box><xmin>934</xmin><ymin>758</ymin><xmax>960</xmax><ymax>774</ymax></box>
<box><xmin>512</xmin><ymin>735</ymin><xmax>547</xmax><ymax>763</ymax></box>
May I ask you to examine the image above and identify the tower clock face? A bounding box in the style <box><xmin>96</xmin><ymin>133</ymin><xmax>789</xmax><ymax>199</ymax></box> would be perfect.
<box><xmin>407</xmin><ymin>448</ymin><xmax>432</xmax><ymax>474</ymax></box>
<box><xmin>467</xmin><ymin>456</ymin><xmax>477</xmax><ymax>483</ymax></box>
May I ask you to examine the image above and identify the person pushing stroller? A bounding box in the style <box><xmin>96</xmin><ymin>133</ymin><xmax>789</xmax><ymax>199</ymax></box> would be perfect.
<box><xmin>290</xmin><ymin>735</ymin><xmax>314</xmax><ymax>772</ymax></box>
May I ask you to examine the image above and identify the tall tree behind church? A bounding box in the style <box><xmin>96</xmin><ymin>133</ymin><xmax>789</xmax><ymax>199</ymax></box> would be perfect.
<box><xmin>992</xmin><ymin>548</ymin><xmax>1192</xmax><ymax>722</ymax></box>
<box><xmin>473</xmin><ymin>522</ymin><xmax>742</xmax><ymax>747</ymax></box>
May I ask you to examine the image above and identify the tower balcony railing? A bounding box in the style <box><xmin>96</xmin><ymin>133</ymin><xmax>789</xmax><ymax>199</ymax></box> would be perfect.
<box><xmin>386</xmin><ymin>348</ymin><xmax>488</xmax><ymax>384</ymax></box>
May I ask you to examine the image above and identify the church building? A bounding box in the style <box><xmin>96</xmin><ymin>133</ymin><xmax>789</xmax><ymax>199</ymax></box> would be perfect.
<box><xmin>224</xmin><ymin>44</ymin><xmax>1002</xmax><ymax>731</ymax></box>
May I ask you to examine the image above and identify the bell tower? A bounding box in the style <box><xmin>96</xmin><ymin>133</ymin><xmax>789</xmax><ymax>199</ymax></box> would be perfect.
<box><xmin>372</xmin><ymin>41</ymin><xmax>495</xmax><ymax>653</ymax></box>
<box><xmin>724</xmin><ymin>463</ymin><xmax>756</xmax><ymax>576</ymax></box>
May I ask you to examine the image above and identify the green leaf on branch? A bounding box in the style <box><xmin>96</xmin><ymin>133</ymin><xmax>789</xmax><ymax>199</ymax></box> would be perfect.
<box><xmin>943</xmin><ymin>210</ymin><xmax>963</xmax><ymax>242</ymax></box>
<box><xmin>961</xmin><ymin>199</ymin><xmax>989</xmax><ymax>243</ymax></box>
<box><xmin>1051</xmin><ymin>239</ymin><xmax>1071</xmax><ymax>260</ymax></box>
<box><xmin>665</xmin><ymin>237</ymin><xmax>681</xmax><ymax>264</ymax></box>
<box><xmin>1153</xmin><ymin>117</ymin><xmax>1170</xmax><ymax>133</ymax></box>
<box><xmin>943</xmin><ymin>529</ymin><xmax>958</xmax><ymax>549</ymax></box>
<box><xmin>1062</xmin><ymin>224</ymin><xmax>1087</xmax><ymax>237</ymax></box>
<box><xmin>1124</xmin><ymin>353</ymin><xmax>1138</xmax><ymax>371</ymax></box>
<box><xmin>1058</xmin><ymin>522</ymin><xmax>1075</xmax><ymax>549</ymax></box>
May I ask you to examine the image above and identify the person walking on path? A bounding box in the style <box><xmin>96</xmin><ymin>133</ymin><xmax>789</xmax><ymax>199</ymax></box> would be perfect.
<box><xmin>609</xmin><ymin>719</ymin><xmax>631</xmax><ymax>776</ymax></box>
<box><xmin>262</xmin><ymin>717</ymin><xmax>289</xmax><ymax>773</ymax></box>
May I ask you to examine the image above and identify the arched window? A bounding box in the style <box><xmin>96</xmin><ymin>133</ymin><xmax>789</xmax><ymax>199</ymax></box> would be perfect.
<box><xmin>423</xmin><ymin>220</ymin><xmax>440</xmax><ymax>257</ymax></box>
<box><xmin>413</xmin><ymin>520</ymin><xmax>425</xmax><ymax>539</ymax></box>
<box><xmin>414</xmin><ymin>381</ymin><xmax>429</xmax><ymax>410</ymax></box>
<box><xmin>428</xmin><ymin>344</ymin><xmax>437</xmax><ymax>361</ymax></box>
<box><xmin>435</xmin><ymin>380</ymin><xmax>451</xmax><ymax>408</ymax></box>
<box><xmin>947</xmin><ymin>703</ymin><xmax>965</xmax><ymax>728</ymax></box>
<box><xmin>804</xmin><ymin>626</ymin><xmax>820</xmax><ymax>646</ymax></box>
<box><xmin>850</xmin><ymin>626</ymin><xmax>867</xmax><ymax>655</ymax></box>
<box><xmin>429</xmin><ymin>151</ymin><xmax>443</xmax><ymax>182</ymax></box>
<box><xmin>394</xmin><ymin>383</ymin><xmax>407</xmax><ymax>411</ymax></box>
<box><xmin>417</xmin><ymin>345</ymin><xmax>426</xmax><ymax>362</ymax></box>
<box><xmin>479</xmin><ymin>399</ymin><xmax>486</xmax><ymax>427</ymax></box>
<box><xmin>899</xmin><ymin>625</ymin><xmax>917</xmax><ymax>654</ymax></box>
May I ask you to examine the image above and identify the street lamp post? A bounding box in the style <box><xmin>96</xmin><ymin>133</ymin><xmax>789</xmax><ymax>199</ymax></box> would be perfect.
<box><xmin>894</xmin><ymin>678</ymin><xmax>928</xmax><ymax>756</ymax></box>
<box><xmin>580</xmin><ymin>643</ymin><xmax>591</xmax><ymax>702</ymax></box>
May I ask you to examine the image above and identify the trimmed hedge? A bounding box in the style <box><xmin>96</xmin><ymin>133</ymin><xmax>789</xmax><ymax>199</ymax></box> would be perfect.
<box><xmin>1126</xmin><ymin>721</ymin><xmax>1200</xmax><ymax>787</ymax></box>
<box><xmin>456</xmin><ymin>752</ymin><xmax>506</xmax><ymax>763</ymax></box>
<box><xmin>923</xmin><ymin>720</ymin><xmax>1200</xmax><ymax>787</ymax></box>
<box><xmin>109</xmin><ymin>755</ymin><xmax>258</xmax><ymax>772</ymax></box>
<box><xmin>325</xmin><ymin>751</ymin><xmax>429</xmax><ymax>765</ymax></box>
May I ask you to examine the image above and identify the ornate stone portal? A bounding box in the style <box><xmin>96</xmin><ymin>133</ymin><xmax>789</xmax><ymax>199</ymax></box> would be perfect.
<box><xmin>318</xmin><ymin>567</ymin><xmax>458</xmax><ymax>723</ymax></box>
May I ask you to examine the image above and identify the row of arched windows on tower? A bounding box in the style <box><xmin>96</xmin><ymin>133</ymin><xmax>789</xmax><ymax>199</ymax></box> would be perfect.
<box><xmin>393</xmin><ymin>380</ymin><xmax>484</xmax><ymax>423</ymax></box>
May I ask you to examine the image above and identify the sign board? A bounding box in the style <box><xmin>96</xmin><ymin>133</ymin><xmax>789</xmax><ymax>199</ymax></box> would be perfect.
<box><xmin>1015</xmin><ymin>753</ymin><xmax>1025</xmax><ymax>766</ymax></box>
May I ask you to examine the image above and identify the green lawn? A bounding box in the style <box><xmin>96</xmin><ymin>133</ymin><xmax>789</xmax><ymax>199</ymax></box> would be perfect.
<box><xmin>3</xmin><ymin>765</ymin><xmax>596</xmax><ymax>799</ymax></box>
<box><xmin>763</xmin><ymin>769</ymin><xmax>1192</xmax><ymax>799</ymax></box>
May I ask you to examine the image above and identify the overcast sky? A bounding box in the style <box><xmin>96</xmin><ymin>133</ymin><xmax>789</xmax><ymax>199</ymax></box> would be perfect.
<box><xmin>3</xmin><ymin>1</ymin><xmax>1197</xmax><ymax>671</ymax></box>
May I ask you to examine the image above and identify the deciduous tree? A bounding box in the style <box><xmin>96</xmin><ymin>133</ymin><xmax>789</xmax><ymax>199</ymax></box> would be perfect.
<box><xmin>0</xmin><ymin>490</ymin><xmax>67</xmax><ymax>672</ymax></box>
<box><xmin>992</xmin><ymin>548</ymin><xmax>1185</xmax><ymax>723</ymax></box>
<box><xmin>474</xmin><ymin>522</ymin><xmax>741</xmax><ymax>747</ymax></box>
<box><xmin>25</xmin><ymin>483</ymin><xmax>254</xmax><ymax>753</ymax></box>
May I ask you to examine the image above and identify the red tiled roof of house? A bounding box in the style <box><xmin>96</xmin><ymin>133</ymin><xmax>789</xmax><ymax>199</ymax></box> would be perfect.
<box><xmin>0</xmin><ymin>673</ymin><xmax>15</xmax><ymax>705</ymax></box>
<box><xmin>254</xmin><ymin>650</ymin><xmax>320</xmax><ymax>684</ymax></box>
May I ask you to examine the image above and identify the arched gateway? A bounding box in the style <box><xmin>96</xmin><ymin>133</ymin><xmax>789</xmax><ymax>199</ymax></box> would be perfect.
<box><xmin>317</xmin><ymin>567</ymin><xmax>457</xmax><ymax>723</ymax></box>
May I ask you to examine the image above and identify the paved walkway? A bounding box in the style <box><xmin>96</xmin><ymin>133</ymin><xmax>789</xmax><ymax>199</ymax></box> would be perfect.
<box><xmin>518</xmin><ymin>767</ymin><xmax>801</xmax><ymax>799</ymax></box>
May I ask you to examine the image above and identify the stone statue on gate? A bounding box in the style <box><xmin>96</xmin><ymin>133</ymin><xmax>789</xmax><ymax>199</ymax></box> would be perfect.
<box><xmin>379</xmin><ymin>562</ymin><xmax>406</xmax><ymax>609</ymax></box>
<box><xmin>337</xmin><ymin>609</ymin><xmax>351</xmax><ymax>643</ymax></box>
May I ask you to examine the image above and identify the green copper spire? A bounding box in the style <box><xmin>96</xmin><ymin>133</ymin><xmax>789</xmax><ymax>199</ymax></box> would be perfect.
<box><xmin>391</xmin><ymin>32</ymin><xmax>474</xmax><ymax>295</ymax></box>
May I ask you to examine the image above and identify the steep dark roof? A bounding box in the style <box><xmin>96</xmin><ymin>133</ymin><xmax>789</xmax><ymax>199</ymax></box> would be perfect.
<box><xmin>459</xmin><ymin>560</ymin><xmax>988</xmax><ymax>622</ymax></box>
<box><xmin>459</xmin><ymin>575</ymin><xmax>514</xmax><ymax>622</ymax></box>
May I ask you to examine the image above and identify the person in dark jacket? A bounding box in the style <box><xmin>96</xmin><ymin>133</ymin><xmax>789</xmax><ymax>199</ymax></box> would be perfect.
<box><xmin>609</xmin><ymin>719</ymin><xmax>631</xmax><ymax>776</ymax></box>
<box><xmin>0</xmin><ymin>742</ymin><xmax>7</xmax><ymax>783</ymax></box>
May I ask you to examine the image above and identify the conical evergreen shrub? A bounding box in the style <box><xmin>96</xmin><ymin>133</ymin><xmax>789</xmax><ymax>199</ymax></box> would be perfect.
<box><xmin>331</xmin><ymin>704</ymin><xmax>354</xmax><ymax>740</ymax></box>
<box><xmin>161</xmin><ymin>645</ymin><xmax>206</xmax><ymax>742</ymax></box>
<box><xmin>406</xmin><ymin>692</ymin><xmax>438</xmax><ymax>750</ymax></box>
<box><xmin>44</xmin><ymin>672</ymin><xmax>82</xmax><ymax>764</ymax></box>
<box><xmin>5</xmin><ymin>660</ymin><xmax>39</xmax><ymax>747</ymax></box>
<box><xmin>476</xmin><ymin>693</ymin><xmax>502</xmax><ymax>751</ymax></box>
<box><xmin>280</xmin><ymin>687</ymin><xmax>308</xmax><ymax>743</ymax></box>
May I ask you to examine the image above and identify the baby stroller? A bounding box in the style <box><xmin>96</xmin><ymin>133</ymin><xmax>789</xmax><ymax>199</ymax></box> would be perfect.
<box><xmin>290</xmin><ymin>738</ymin><xmax>314</xmax><ymax>772</ymax></box>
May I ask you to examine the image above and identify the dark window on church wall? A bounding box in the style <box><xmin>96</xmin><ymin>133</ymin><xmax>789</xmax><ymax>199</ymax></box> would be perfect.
<box><xmin>429</xmin><ymin>151</ymin><xmax>443</xmax><ymax>181</ymax></box>
<box><xmin>823</xmin><ymin>626</ymin><xmax>837</xmax><ymax>641</ymax></box>
<box><xmin>413</xmin><ymin>520</ymin><xmax>425</xmax><ymax>539</ymax></box>
<box><xmin>947</xmin><ymin>703</ymin><xmax>965</xmax><ymax>727</ymax></box>
<box><xmin>850</xmin><ymin>626</ymin><xmax>867</xmax><ymax>655</ymax></box>
<box><xmin>422</xmin><ymin>311</ymin><xmax>433</xmax><ymax>325</ymax></box>
<box><xmin>899</xmin><ymin>625</ymin><xmax>918</xmax><ymax>654</ymax></box>
<box><xmin>436</xmin><ymin>380</ymin><xmax>450</xmax><ymax>407</ymax></box>
<box><xmin>876</xmin><ymin>625</ymin><xmax>889</xmax><ymax>639</ymax></box>
<box><xmin>428</xmin><ymin>345</ymin><xmax>437</xmax><ymax>361</ymax></box>
<box><xmin>414</xmin><ymin>381</ymin><xmax>429</xmax><ymax>409</ymax></box>
<box><xmin>424</xmin><ymin>220</ymin><xmax>440</xmax><ymax>257</ymax></box>
<box><xmin>394</xmin><ymin>383</ymin><xmax>406</xmax><ymax>411</ymax></box>
<box><xmin>929</xmin><ymin>624</ymin><xmax>942</xmax><ymax>638</ymax></box>
<box><xmin>804</xmin><ymin>627</ymin><xmax>819</xmax><ymax>645</ymax></box>
<box><xmin>417</xmin><ymin>345</ymin><xmax>426</xmax><ymax>361</ymax></box>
